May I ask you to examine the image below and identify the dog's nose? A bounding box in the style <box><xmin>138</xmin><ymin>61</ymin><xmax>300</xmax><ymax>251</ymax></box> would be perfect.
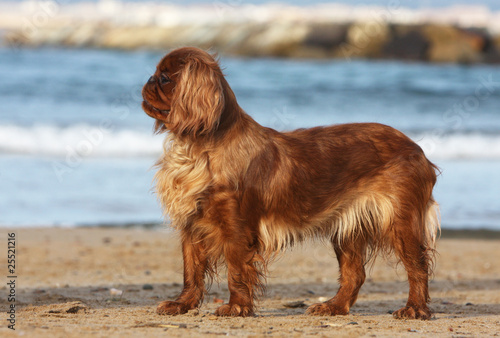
<box><xmin>147</xmin><ymin>76</ymin><xmax>155</xmax><ymax>84</ymax></box>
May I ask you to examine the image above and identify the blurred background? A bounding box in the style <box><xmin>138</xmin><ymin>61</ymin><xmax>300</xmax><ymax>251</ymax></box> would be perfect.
<box><xmin>0</xmin><ymin>0</ymin><xmax>499</xmax><ymax>230</ymax></box>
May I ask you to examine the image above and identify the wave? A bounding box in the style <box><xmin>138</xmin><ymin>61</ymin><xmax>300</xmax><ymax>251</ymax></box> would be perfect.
<box><xmin>415</xmin><ymin>132</ymin><xmax>500</xmax><ymax>161</ymax></box>
<box><xmin>0</xmin><ymin>124</ymin><xmax>499</xmax><ymax>160</ymax></box>
<box><xmin>0</xmin><ymin>124</ymin><xmax>163</xmax><ymax>158</ymax></box>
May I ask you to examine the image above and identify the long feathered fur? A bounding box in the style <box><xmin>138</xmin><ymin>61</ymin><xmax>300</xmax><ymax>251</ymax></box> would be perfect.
<box><xmin>142</xmin><ymin>47</ymin><xmax>440</xmax><ymax>319</ymax></box>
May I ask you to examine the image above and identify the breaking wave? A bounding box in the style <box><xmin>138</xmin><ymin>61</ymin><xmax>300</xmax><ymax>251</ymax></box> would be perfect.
<box><xmin>1</xmin><ymin>124</ymin><xmax>500</xmax><ymax>160</ymax></box>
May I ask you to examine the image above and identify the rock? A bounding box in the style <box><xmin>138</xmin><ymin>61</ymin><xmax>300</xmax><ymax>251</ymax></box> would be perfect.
<box><xmin>304</xmin><ymin>23</ymin><xmax>348</xmax><ymax>48</ymax></box>
<box><xmin>494</xmin><ymin>35</ymin><xmax>500</xmax><ymax>52</ymax></box>
<box><xmin>320</xmin><ymin>322</ymin><xmax>342</xmax><ymax>328</ymax></box>
<box><xmin>214</xmin><ymin>23</ymin><xmax>254</xmax><ymax>53</ymax></box>
<box><xmin>90</xmin><ymin>287</ymin><xmax>109</xmax><ymax>292</ymax></box>
<box><xmin>109</xmin><ymin>288</ymin><xmax>123</xmax><ymax>296</ymax></box>
<box><xmin>383</xmin><ymin>25</ymin><xmax>429</xmax><ymax>61</ymax></box>
<box><xmin>142</xmin><ymin>284</ymin><xmax>153</xmax><ymax>290</ymax></box>
<box><xmin>469</xmin><ymin>28</ymin><xmax>500</xmax><ymax>63</ymax></box>
<box><xmin>239</xmin><ymin>22</ymin><xmax>309</xmax><ymax>57</ymax></box>
<box><xmin>3</xmin><ymin>9</ymin><xmax>499</xmax><ymax>64</ymax></box>
<box><xmin>422</xmin><ymin>25</ymin><xmax>483</xmax><ymax>63</ymax></box>
<box><xmin>283</xmin><ymin>300</ymin><xmax>306</xmax><ymax>308</ymax></box>
<box><xmin>301</xmin><ymin>23</ymin><xmax>348</xmax><ymax>57</ymax></box>
<box><xmin>344</xmin><ymin>21</ymin><xmax>391</xmax><ymax>58</ymax></box>
<box><xmin>47</xmin><ymin>301</ymin><xmax>88</xmax><ymax>314</ymax></box>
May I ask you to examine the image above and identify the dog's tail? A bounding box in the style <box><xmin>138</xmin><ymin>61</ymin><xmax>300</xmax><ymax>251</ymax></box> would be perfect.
<box><xmin>423</xmin><ymin>197</ymin><xmax>441</xmax><ymax>273</ymax></box>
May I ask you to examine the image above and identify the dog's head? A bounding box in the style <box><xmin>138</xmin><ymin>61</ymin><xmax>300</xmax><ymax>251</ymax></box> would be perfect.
<box><xmin>142</xmin><ymin>47</ymin><xmax>225</xmax><ymax>136</ymax></box>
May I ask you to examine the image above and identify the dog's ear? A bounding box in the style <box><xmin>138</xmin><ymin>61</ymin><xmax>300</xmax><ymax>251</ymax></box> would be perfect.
<box><xmin>169</xmin><ymin>53</ymin><xmax>225</xmax><ymax>137</ymax></box>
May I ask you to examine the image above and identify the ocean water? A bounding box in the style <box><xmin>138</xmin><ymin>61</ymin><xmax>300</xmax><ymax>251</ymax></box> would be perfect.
<box><xmin>1</xmin><ymin>48</ymin><xmax>500</xmax><ymax>229</ymax></box>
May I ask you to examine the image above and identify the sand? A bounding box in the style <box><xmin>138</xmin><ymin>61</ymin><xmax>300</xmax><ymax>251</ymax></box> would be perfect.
<box><xmin>1</xmin><ymin>227</ymin><xmax>499</xmax><ymax>337</ymax></box>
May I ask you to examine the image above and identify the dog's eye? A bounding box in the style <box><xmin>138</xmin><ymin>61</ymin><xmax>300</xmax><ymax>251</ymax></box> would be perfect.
<box><xmin>160</xmin><ymin>74</ymin><xmax>171</xmax><ymax>85</ymax></box>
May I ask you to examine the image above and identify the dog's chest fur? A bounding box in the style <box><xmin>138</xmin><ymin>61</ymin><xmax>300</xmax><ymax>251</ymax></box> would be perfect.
<box><xmin>154</xmin><ymin>136</ymin><xmax>213</xmax><ymax>228</ymax></box>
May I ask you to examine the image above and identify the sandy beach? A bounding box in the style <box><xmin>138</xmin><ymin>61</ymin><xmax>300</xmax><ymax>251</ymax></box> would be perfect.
<box><xmin>1</xmin><ymin>227</ymin><xmax>499</xmax><ymax>337</ymax></box>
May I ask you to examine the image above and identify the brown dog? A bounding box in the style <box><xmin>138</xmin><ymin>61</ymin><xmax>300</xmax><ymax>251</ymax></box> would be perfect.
<box><xmin>142</xmin><ymin>47</ymin><xmax>440</xmax><ymax>319</ymax></box>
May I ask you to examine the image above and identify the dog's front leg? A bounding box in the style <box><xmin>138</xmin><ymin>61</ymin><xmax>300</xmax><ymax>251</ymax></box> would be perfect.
<box><xmin>215</xmin><ymin>239</ymin><xmax>261</xmax><ymax>317</ymax></box>
<box><xmin>157</xmin><ymin>231</ymin><xmax>208</xmax><ymax>315</ymax></box>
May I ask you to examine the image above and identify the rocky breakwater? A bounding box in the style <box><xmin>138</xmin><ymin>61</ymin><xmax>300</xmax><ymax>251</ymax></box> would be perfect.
<box><xmin>2</xmin><ymin>1</ymin><xmax>500</xmax><ymax>63</ymax></box>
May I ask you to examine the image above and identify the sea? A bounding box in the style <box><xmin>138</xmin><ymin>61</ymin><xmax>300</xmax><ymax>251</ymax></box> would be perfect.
<box><xmin>1</xmin><ymin>47</ymin><xmax>499</xmax><ymax>229</ymax></box>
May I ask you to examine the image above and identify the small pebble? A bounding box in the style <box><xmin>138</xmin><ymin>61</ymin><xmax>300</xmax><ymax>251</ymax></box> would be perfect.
<box><xmin>321</xmin><ymin>322</ymin><xmax>342</xmax><ymax>327</ymax></box>
<box><xmin>110</xmin><ymin>288</ymin><xmax>123</xmax><ymax>296</ymax></box>
<box><xmin>90</xmin><ymin>288</ymin><xmax>109</xmax><ymax>292</ymax></box>
<box><xmin>91</xmin><ymin>287</ymin><xmax>109</xmax><ymax>293</ymax></box>
<box><xmin>47</xmin><ymin>301</ymin><xmax>88</xmax><ymax>314</ymax></box>
<box><xmin>283</xmin><ymin>300</ymin><xmax>306</xmax><ymax>308</ymax></box>
<box><xmin>142</xmin><ymin>284</ymin><xmax>154</xmax><ymax>290</ymax></box>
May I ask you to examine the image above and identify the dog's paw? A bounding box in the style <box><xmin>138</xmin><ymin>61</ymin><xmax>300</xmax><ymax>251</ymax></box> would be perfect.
<box><xmin>156</xmin><ymin>301</ymin><xmax>190</xmax><ymax>315</ymax></box>
<box><xmin>393</xmin><ymin>306</ymin><xmax>432</xmax><ymax>320</ymax></box>
<box><xmin>305</xmin><ymin>302</ymin><xmax>349</xmax><ymax>316</ymax></box>
<box><xmin>215</xmin><ymin>303</ymin><xmax>254</xmax><ymax>317</ymax></box>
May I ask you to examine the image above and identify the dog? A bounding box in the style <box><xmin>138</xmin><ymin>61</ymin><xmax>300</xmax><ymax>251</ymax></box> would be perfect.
<box><xmin>142</xmin><ymin>47</ymin><xmax>440</xmax><ymax>319</ymax></box>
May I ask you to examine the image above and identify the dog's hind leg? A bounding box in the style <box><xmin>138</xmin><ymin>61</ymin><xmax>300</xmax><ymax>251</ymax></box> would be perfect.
<box><xmin>391</xmin><ymin>213</ymin><xmax>433</xmax><ymax>320</ymax></box>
